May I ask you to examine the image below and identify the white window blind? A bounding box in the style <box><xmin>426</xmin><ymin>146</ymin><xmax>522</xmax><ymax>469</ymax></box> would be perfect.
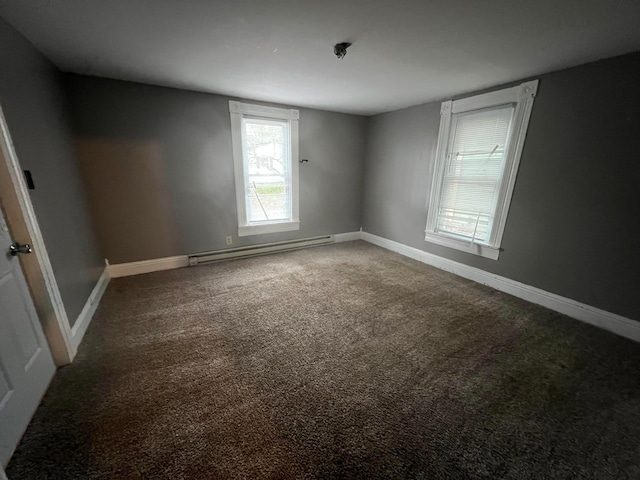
<box><xmin>436</xmin><ymin>105</ymin><xmax>514</xmax><ymax>242</ymax></box>
<box><xmin>242</xmin><ymin>117</ymin><xmax>291</xmax><ymax>223</ymax></box>
<box><xmin>425</xmin><ymin>80</ymin><xmax>538</xmax><ymax>260</ymax></box>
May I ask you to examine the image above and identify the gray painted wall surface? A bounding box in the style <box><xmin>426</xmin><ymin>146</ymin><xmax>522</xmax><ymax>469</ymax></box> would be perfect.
<box><xmin>362</xmin><ymin>52</ymin><xmax>640</xmax><ymax>321</ymax></box>
<box><xmin>0</xmin><ymin>18</ymin><xmax>103</xmax><ymax>325</ymax></box>
<box><xmin>64</xmin><ymin>75</ymin><xmax>366</xmax><ymax>264</ymax></box>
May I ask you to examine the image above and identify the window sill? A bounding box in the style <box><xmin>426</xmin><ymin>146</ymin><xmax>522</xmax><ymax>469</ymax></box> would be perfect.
<box><xmin>238</xmin><ymin>221</ymin><xmax>300</xmax><ymax>237</ymax></box>
<box><xmin>424</xmin><ymin>232</ymin><xmax>500</xmax><ymax>260</ymax></box>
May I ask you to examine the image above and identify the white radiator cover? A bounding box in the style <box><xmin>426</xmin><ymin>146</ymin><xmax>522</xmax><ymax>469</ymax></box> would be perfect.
<box><xmin>188</xmin><ymin>235</ymin><xmax>334</xmax><ymax>265</ymax></box>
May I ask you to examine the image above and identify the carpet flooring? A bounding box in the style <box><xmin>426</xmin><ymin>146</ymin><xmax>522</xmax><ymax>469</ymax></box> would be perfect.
<box><xmin>7</xmin><ymin>241</ymin><xmax>640</xmax><ymax>479</ymax></box>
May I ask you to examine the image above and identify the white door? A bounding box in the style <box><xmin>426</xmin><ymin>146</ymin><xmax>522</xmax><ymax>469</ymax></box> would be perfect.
<box><xmin>0</xmin><ymin>208</ymin><xmax>55</xmax><ymax>467</ymax></box>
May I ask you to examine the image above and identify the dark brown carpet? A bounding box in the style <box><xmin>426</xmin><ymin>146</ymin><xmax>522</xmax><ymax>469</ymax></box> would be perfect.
<box><xmin>7</xmin><ymin>241</ymin><xmax>640</xmax><ymax>479</ymax></box>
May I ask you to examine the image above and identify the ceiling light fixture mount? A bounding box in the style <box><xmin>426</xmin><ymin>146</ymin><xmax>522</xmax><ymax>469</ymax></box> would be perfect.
<box><xmin>334</xmin><ymin>42</ymin><xmax>351</xmax><ymax>60</ymax></box>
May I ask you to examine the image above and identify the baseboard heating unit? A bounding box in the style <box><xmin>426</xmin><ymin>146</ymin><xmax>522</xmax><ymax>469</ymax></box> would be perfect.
<box><xmin>188</xmin><ymin>235</ymin><xmax>335</xmax><ymax>266</ymax></box>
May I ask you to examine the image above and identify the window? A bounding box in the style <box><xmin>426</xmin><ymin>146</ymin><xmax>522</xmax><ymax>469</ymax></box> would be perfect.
<box><xmin>425</xmin><ymin>80</ymin><xmax>538</xmax><ymax>260</ymax></box>
<box><xmin>230</xmin><ymin>101</ymin><xmax>299</xmax><ymax>236</ymax></box>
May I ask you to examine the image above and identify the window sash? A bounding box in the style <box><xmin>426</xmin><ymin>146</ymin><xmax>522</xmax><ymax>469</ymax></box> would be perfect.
<box><xmin>229</xmin><ymin>101</ymin><xmax>300</xmax><ymax>237</ymax></box>
<box><xmin>241</xmin><ymin>117</ymin><xmax>292</xmax><ymax>224</ymax></box>
<box><xmin>434</xmin><ymin>104</ymin><xmax>515</xmax><ymax>244</ymax></box>
<box><xmin>425</xmin><ymin>81</ymin><xmax>539</xmax><ymax>260</ymax></box>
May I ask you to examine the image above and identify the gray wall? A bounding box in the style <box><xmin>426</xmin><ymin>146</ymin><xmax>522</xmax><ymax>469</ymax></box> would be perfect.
<box><xmin>362</xmin><ymin>52</ymin><xmax>640</xmax><ymax>321</ymax></box>
<box><xmin>64</xmin><ymin>75</ymin><xmax>366</xmax><ymax>264</ymax></box>
<box><xmin>0</xmin><ymin>18</ymin><xmax>103</xmax><ymax>325</ymax></box>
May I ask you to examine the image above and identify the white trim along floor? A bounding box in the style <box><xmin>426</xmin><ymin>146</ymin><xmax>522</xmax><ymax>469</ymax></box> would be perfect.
<box><xmin>103</xmin><ymin>231</ymin><xmax>639</xmax><ymax>343</ymax></box>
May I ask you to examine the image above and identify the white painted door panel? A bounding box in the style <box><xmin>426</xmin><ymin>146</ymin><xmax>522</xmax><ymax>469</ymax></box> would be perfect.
<box><xmin>0</xmin><ymin>209</ymin><xmax>55</xmax><ymax>467</ymax></box>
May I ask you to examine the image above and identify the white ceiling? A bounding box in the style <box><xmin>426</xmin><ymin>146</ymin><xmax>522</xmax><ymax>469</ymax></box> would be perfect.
<box><xmin>1</xmin><ymin>0</ymin><xmax>640</xmax><ymax>115</ymax></box>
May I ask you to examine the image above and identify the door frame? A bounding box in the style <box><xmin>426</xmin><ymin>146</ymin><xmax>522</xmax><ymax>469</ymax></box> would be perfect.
<box><xmin>0</xmin><ymin>104</ymin><xmax>74</xmax><ymax>366</ymax></box>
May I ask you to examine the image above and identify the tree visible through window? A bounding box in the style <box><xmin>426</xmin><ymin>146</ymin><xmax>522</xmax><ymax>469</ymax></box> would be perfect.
<box><xmin>243</xmin><ymin>119</ymin><xmax>290</xmax><ymax>222</ymax></box>
<box><xmin>230</xmin><ymin>101</ymin><xmax>299</xmax><ymax>237</ymax></box>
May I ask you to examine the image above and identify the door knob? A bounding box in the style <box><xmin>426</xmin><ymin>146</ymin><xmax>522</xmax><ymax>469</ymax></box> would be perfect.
<box><xmin>9</xmin><ymin>243</ymin><xmax>32</xmax><ymax>256</ymax></box>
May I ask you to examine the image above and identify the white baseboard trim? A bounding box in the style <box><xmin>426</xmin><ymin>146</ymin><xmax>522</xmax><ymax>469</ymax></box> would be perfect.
<box><xmin>360</xmin><ymin>231</ymin><xmax>640</xmax><ymax>342</ymax></box>
<box><xmin>70</xmin><ymin>267</ymin><xmax>110</xmax><ymax>353</ymax></box>
<box><xmin>108</xmin><ymin>256</ymin><xmax>189</xmax><ymax>278</ymax></box>
<box><xmin>334</xmin><ymin>231</ymin><xmax>361</xmax><ymax>243</ymax></box>
<box><xmin>109</xmin><ymin>232</ymin><xmax>362</xmax><ymax>276</ymax></box>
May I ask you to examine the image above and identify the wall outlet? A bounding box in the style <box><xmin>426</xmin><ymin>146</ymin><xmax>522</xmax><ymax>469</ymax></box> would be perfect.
<box><xmin>226</xmin><ymin>236</ymin><xmax>233</xmax><ymax>245</ymax></box>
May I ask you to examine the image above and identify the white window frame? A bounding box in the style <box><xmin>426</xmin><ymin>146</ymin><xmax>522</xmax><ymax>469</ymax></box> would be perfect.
<box><xmin>229</xmin><ymin>101</ymin><xmax>300</xmax><ymax>237</ymax></box>
<box><xmin>425</xmin><ymin>80</ymin><xmax>539</xmax><ymax>260</ymax></box>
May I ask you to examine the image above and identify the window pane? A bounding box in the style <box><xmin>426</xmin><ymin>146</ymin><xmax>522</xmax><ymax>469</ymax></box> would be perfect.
<box><xmin>436</xmin><ymin>105</ymin><xmax>514</xmax><ymax>242</ymax></box>
<box><xmin>242</xmin><ymin>118</ymin><xmax>291</xmax><ymax>223</ymax></box>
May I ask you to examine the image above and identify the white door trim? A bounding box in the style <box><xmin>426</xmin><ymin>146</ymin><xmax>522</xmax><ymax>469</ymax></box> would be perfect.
<box><xmin>0</xmin><ymin>104</ymin><xmax>74</xmax><ymax>365</ymax></box>
<box><xmin>70</xmin><ymin>267</ymin><xmax>110</xmax><ymax>351</ymax></box>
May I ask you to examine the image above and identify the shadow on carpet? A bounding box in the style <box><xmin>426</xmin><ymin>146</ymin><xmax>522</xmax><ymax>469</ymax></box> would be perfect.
<box><xmin>7</xmin><ymin>241</ymin><xmax>640</xmax><ymax>479</ymax></box>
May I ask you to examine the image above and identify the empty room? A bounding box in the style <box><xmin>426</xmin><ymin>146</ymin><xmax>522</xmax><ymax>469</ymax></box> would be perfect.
<box><xmin>0</xmin><ymin>0</ymin><xmax>639</xmax><ymax>478</ymax></box>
